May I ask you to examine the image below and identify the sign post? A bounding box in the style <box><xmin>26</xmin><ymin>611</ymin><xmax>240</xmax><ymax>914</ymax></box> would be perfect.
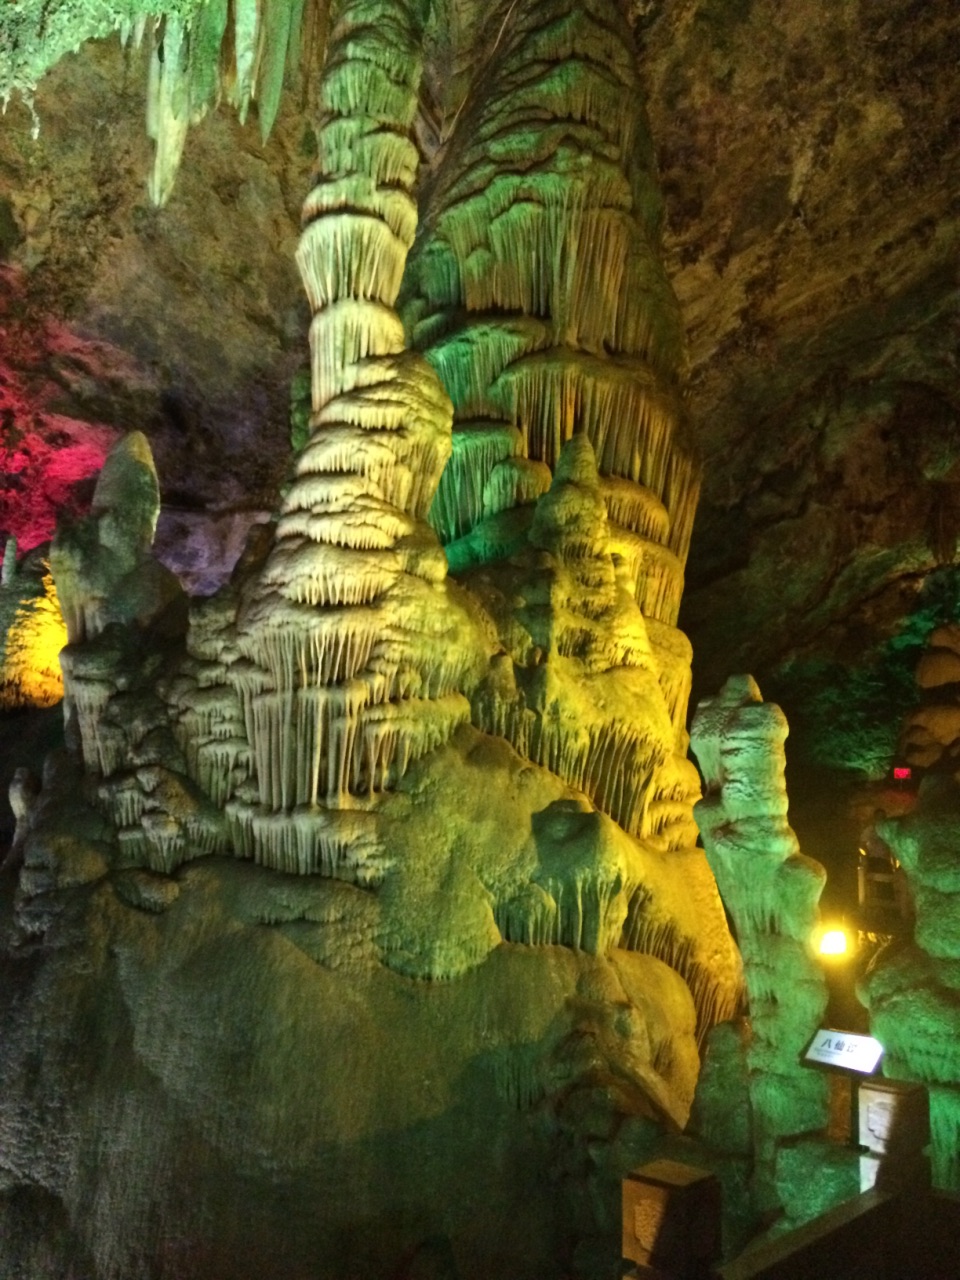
<box><xmin>801</xmin><ymin>1028</ymin><xmax>884</xmax><ymax>1146</ymax></box>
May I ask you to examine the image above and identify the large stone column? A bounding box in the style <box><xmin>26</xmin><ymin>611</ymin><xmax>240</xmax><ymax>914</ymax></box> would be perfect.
<box><xmin>691</xmin><ymin>675</ymin><xmax>828</xmax><ymax>1207</ymax></box>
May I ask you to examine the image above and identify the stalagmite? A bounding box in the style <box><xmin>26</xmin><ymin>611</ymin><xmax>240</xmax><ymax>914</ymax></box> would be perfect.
<box><xmin>41</xmin><ymin>432</ymin><xmax>225</xmax><ymax>875</ymax></box>
<box><xmin>468</xmin><ymin>436</ymin><xmax>688</xmax><ymax>843</ymax></box>
<box><xmin>51</xmin><ymin>433</ymin><xmax>183</xmax><ymax>771</ymax></box>
<box><xmin>202</xmin><ymin>0</ymin><xmax>488</xmax><ymax>876</ymax></box>
<box><xmin>691</xmin><ymin>676</ymin><xmax>829</xmax><ymax>1209</ymax></box>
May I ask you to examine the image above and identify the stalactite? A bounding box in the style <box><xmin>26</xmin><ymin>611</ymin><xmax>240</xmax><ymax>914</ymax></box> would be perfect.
<box><xmin>472</xmin><ymin>687</ymin><xmax>665</xmax><ymax>840</ymax></box>
<box><xmin>146</xmin><ymin>16</ymin><xmax>191</xmax><ymax>208</ymax></box>
<box><xmin>493</xmin><ymin>887</ymin><xmax>559</xmax><ymax>950</ymax></box>
<box><xmin>618</xmin><ymin>895</ymin><xmax>739</xmax><ymax>1050</ymax></box>
<box><xmin>97</xmin><ymin>754</ymin><xmax>227</xmax><ymax>875</ymax></box>
<box><xmin>306</xmin><ymin>353</ymin><xmax>455</xmax><ymax>521</ymax></box>
<box><xmin>298</xmin><ymin>231</ymin><xmax>410</xmax><ymax>319</ymax></box>
<box><xmin>139</xmin><ymin>812</ymin><xmax>186</xmax><ymax>874</ymax></box>
<box><xmin>144</xmin><ymin>1</ymin><xmax>314</xmax><ymax>205</ymax></box>
<box><xmin>481</xmin><ymin>458</ymin><xmax>552</xmax><ymax>521</ymax></box>
<box><xmin>497</xmin><ymin>352</ymin><xmax>683</xmax><ymax>490</ymax></box>
<box><xmin>508</xmin><ymin>871</ymin><xmax>627</xmax><ymax>957</ymax></box>
<box><xmin>117</xmin><ymin>827</ymin><xmax>150</xmax><ymax>864</ymax></box>
<box><xmin>486</xmin><ymin>798</ymin><xmax>738</xmax><ymax>1047</ymax></box>
<box><xmin>193</xmin><ymin>739</ymin><xmax>253</xmax><ymax>808</ymax></box>
<box><xmin>422</xmin><ymin>320</ymin><xmax>548</xmax><ymax>421</ymax></box>
<box><xmin>162</xmin><ymin>590</ymin><xmax>256</xmax><ymax>814</ymax></box>
<box><xmin>641</xmin><ymin>754</ymin><xmax>701</xmax><ymax>853</ymax></box>
<box><xmin>317</xmin><ymin>116</ymin><xmax>419</xmax><ymax>187</ymax></box>
<box><xmin>100</xmin><ymin>778</ymin><xmax>146</xmax><ymax>830</ymax></box>
<box><xmin>146</xmin><ymin>1</ymin><xmax>323</xmax><ymax>204</ymax></box>
<box><xmin>60</xmin><ymin>657</ymin><xmax>117</xmax><ymax>776</ymax></box>
<box><xmin>226</xmin><ymin>800</ymin><xmax>387</xmax><ymax>883</ymax></box>
<box><xmin>599</xmin><ymin>477</ymin><xmax>670</xmax><ymax>544</ymax></box>
<box><xmin>605</xmin><ymin>526</ymin><xmax>685</xmax><ymax>626</ymax></box>
<box><xmin>429</xmin><ymin>422</ymin><xmax>524</xmax><ymax>542</ymax></box>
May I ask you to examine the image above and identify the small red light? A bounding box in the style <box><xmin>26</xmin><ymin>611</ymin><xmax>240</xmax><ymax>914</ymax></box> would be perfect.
<box><xmin>893</xmin><ymin>767</ymin><xmax>911</xmax><ymax>781</ymax></box>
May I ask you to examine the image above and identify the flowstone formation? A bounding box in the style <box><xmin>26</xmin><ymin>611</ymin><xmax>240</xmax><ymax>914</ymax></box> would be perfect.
<box><xmin>690</xmin><ymin>676</ymin><xmax>829</xmax><ymax>1216</ymax></box>
<box><xmin>1</xmin><ymin>2</ymin><xmax>742</xmax><ymax>1277</ymax></box>
<box><xmin>861</xmin><ymin>626</ymin><xmax>960</xmax><ymax>1190</ymax></box>
<box><xmin>0</xmin><ymin>539</ymin><xmax>67</xmax><ymax>710</ymax></box>
<box><xmin>405</xmin><ymin>0</ymin><xmax>696</xmax><ymax>635</ymax></box>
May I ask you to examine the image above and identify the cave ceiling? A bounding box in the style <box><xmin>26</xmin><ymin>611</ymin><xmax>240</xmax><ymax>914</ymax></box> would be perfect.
<box><xmin>0</xmin><ymin>0</ymin><xmax>957</xmax><ymax>706</ymax></box>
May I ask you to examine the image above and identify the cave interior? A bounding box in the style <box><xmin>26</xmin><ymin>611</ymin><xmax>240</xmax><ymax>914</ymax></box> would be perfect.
<box><xmin>0</xmin><ymin>1</ymin><xmax>958</xmax><ymax>1277</ymax></box>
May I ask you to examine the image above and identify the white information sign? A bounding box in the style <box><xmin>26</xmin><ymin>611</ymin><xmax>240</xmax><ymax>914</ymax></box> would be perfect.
<box><xmin>803</xmin><ymin>1029</ymin><xmax>884</xmax><ymax>1075</ymax></box>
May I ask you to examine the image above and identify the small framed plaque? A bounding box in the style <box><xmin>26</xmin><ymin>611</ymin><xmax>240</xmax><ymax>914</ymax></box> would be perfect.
<box><xmin>802</xmin><ymin>1028</ymin><xmax>884</xmax><ymax>1076</ymax></box>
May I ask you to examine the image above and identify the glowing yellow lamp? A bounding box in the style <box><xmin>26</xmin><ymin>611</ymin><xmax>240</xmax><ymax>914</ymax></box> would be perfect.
<box><xmin>818</xmin><ymin>928</ymin><xmax>849</xmax><ymax>957</ymax></box>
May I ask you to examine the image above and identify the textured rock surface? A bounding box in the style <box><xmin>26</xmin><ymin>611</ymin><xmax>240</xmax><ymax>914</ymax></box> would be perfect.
<box><xmin>0</xmin><ymin>36</ymin><xmax>311</xmax><ymax>536</ymax></box>
<box><xmin>0</xmin><ymin>727</ymin><xmax>730</xmax><ymax>1279</ymax></box>
<box><xmin>0</xmin><ymin>0</ymin><xmax>956</xmax><ymax>1267</ymax></box>
<box><xmin>0</xmin><ymin>1</ymin><xmax>955</xmax><ymax>688</ymax></box>
<box><xmin>691</xmin><ymin>676</ymin><xmax>828</xmax><ymax>1213</ymax></box>
<box><xmin>0</xmin><ymin>6</ymin><xmax>749</xmax><ymax>1277</ymax></box>
<box><xmin>637</xmin><ymin>0</ymin><xmax>960</xmax><ymax>694</ymax></box>
<box><xmin>861</xmin><ymin>633</ymin><xmax>960</xmax><ymax>1190</ymax></box>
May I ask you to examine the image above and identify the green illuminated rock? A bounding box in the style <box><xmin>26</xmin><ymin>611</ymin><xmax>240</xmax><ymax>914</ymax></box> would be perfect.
<box><xmin>858</xmin><ymin>629</ymin><xmax>960</xmax><ymax>1189</ymax></box>
<box><xmin>0</xmin><ymin>0</ymin><xmax>311</xmax><ymax>203</ymax></box>
<box><xmin>404</xmin><ymin>0</ymin><xmax>697</xmax><ymax>641</ymax></box>
<box><xmin>691</xmin><ymin>676</ymin><xmax>829</xmax><ymax>1213</ymax></box>
<box><xmin>861</xmin><ymin>722</ymin><xmax>960</xmax><ymax>1190</ymax></box>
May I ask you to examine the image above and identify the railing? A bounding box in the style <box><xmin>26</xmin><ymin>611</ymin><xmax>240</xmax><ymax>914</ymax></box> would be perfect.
<box><xmin>720</xmin><ymin>1186</ymin><xmax>960</xmax><ymax>1280</ymax></box>
<box><xmin>721</xmin><ymin>1188</ymin><xmax>905</xmax><ymax>1280</ymax></box>
<box><xmin>624</xmin><ymin>1164</ymin><xmax>960</xmax><ymax>1280</ymax></box>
